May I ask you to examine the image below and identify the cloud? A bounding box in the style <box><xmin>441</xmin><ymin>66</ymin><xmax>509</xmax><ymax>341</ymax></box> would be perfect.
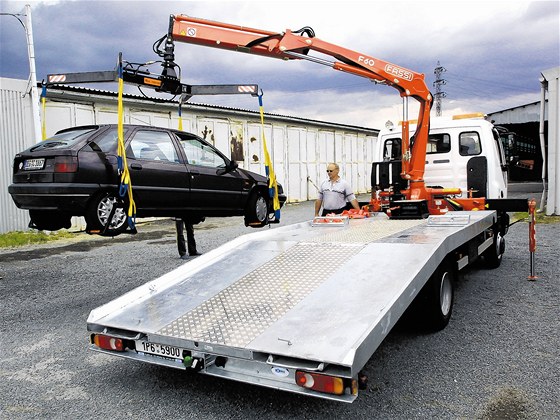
<box><xmin>1</xmin><ymin>0</ymin><xmax>558</xmax><ymax>128</ymax></box>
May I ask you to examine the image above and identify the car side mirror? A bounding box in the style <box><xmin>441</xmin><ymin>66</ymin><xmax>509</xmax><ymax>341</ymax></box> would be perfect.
<box><xmin>217</xmin><ymin>160</ymin><xmax>238</xmax><ymax>175</ymax></box>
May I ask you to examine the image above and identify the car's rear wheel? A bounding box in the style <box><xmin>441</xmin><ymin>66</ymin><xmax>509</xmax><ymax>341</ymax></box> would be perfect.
<box><xmin>244</xmin><ymin>191</ymin><xmax>269</xmax><ymax>228</ymax></box>
<box><xmin>29</xmin><ymin>210</ymin><xmax>72</xmax><ymax>231</ymax></box>
<box><xmin>85</xmin><ymin>192</ymin><xmax>128</xmax><ymax>236</ymax></box>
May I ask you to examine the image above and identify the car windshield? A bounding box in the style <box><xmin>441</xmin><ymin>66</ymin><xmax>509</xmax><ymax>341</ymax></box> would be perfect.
<box><xmin>30</xmin><ymin>127</ymin><xmax>97</xmax><ymax>151</ymax></box>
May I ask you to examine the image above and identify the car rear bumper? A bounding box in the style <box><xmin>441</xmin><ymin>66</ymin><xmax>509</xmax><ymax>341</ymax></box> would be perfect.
<box><xmin>8</xmin><ymin>183</ymin><xmax>99</xmax><ymax>213</ymax></box>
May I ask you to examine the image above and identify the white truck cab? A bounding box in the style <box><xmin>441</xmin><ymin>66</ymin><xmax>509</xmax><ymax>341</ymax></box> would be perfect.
<box><xmin>377</xmin><ymin>114</ymin><xmax>509</xmax><ymax>199</ymax></box>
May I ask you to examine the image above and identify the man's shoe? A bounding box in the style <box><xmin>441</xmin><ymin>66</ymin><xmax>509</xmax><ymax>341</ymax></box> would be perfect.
<box><xmin>180</xmin><ymin>255</ymin><xmax>189</xmax><ymax>260</ymax></box>
<box><xmin>190</xmin><ymin>252</ymin><xmax>202</xmax><ymax>256</ymax></box>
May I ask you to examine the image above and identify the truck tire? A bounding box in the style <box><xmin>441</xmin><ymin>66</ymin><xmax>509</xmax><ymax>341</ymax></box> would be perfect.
<box><xmin>85</xmin><ymin>192</ymin><xmax>128</xmax><ymax>236</ymax></box>
<box><xmin>482</xmin><ymin>231</ymin><xmax>505</xmax><ymax>269</ymax></box>
<box><xmin>419</xmin><ymin>261</ymin><xmax>455</xmax><ymax>331</ymax></box>
<box><xmin>244</xmin><ymin>191</ymin><xmax>269</xmax><ymax>228</ymax></box>
<box><xmin>29</xmin><ymin>210</ymin><xmax>72</xmax><ymax>231</ymax></box>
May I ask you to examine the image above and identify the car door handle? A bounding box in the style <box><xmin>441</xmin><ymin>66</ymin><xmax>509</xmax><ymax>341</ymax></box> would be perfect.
<box><xmin>130</xmin><ymin>163</ymin><xmax>143</xmax><ymax>170</ymax></box>
<box><xmin>190</xmin><ymin>170</ymin><xmax>200</xmax><ymax>176</ymax></box>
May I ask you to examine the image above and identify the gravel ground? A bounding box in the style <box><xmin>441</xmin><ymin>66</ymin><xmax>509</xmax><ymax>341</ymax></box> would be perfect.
<box><xmin>0</xmin><ymin>191</ymin><xmax>558</xmax><ymax>419</ymax></box>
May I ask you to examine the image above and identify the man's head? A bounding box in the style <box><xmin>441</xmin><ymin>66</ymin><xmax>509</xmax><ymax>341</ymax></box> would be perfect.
<box><xmin>326</xmin><ymin>163</ymin><xmax>339</xmax><ymax>180</ymax></box>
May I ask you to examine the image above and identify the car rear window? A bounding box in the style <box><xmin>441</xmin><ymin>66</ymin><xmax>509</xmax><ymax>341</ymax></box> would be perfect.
<box><xmin>30</xmin><ymin>128</ymin><xmax>97</xmax><ymax>151</ymax></box>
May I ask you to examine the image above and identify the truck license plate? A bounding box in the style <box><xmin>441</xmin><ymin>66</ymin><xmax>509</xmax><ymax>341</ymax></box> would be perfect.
<box><xmin>23</xmin><ymin>158</ymin><xmax>45</xmax><ymax>170</ymax></box>
<box><xmin>136</xmin><ymin>340</ymin><xmax>184</xmax><ymax>359</ymax></box>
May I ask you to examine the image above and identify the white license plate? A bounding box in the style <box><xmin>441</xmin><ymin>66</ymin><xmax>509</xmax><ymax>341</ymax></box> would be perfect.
<box><xmin>136</xmin><ymin>340</ymin><xmax>185</xmax><ymax>359</ymax></box>
<box><xmin>23</xmin><ymin>158</ymin><xmax>45</xmax><ymax>170</ymax></box>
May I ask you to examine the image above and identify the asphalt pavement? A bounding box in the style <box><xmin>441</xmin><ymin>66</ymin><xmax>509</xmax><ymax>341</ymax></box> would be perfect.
<box><xmin>0</xmin><ymin>189</ymin><xmax>558</xmax><ymax>419</ymax></box>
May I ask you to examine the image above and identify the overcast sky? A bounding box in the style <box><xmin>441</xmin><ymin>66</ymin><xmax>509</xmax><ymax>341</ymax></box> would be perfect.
<box><xmin>1</xmin><ymin>0</ymin><xmax>559</xmax><ymax>128</ymax></box>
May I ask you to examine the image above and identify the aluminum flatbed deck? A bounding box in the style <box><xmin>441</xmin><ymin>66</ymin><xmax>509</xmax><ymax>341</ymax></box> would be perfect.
<box><xmin>87</xmin><ymin>210</ymin><xmax>497</xmax><ymax>402</ymax></box>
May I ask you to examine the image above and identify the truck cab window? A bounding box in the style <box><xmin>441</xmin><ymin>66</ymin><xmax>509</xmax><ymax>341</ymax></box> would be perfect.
<box><xmin>383</xmin><ymin>138</ymin><xmax>402</xmax><ymax>160</ymax></box>
<box><xmin>459</xmin><ymin>132</ymin><xmax>482</xmax><ymax>156</ymax></box>
<box><xmin>427</xmin><ymin>133</ymin><xmax>451</xmax><ymax>154</ymax></box>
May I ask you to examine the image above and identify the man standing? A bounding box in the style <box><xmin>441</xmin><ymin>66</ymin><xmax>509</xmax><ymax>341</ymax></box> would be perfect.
<box><xmin>175</xmin><ymin>217</ymin><xmax>202</xmax><ymax>260</ymax></box>
<box><xmin>314</xmin><ymin>162</ymin><xmax>360</xmax><ymax>217</ymax></box>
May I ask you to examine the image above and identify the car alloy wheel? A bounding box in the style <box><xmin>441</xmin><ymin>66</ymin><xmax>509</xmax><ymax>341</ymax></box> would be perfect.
<box><xmin>86</xmin><ymin>192</ymin><xmax>128</xmax><ymax>236</ymax></box>
<box><xmin>97</xmin><ymin>195</ymin><xmax>127</xmax><ymax>229</ymax></box>
<box><xmin>245</xmin><ymin>191</ymin><xmax>269</xmax><ymax>228</ymax></box>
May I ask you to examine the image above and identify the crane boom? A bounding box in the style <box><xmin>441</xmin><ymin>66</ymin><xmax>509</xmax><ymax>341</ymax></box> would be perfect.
<box><xmin>161</xmin><ymin>14</ymin><xmax>433</xmax><ymax>199</ymax></box>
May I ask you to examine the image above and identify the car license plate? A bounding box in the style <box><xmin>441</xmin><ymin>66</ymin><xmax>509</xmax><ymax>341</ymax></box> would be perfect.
<box><xmin>23</xmin><ymin>158</ymin><xmax>45</xmax><ymax>170</ymax></box>
<box><xmin>136</xmin><ymin>340</ymin><xmax>185</xmax><ymax>359</ymax></box>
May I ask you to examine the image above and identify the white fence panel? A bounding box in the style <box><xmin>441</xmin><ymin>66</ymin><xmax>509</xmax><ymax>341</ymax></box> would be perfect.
<box><xmin>1</xmin><ymin>78</ymin><xmax>378</xmax><ymax>233</ymax></box>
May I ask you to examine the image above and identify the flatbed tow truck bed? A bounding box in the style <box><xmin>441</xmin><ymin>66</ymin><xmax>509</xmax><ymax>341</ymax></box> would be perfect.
<box><xmin>87</xmin><ymin>210</ymin><xmax>497</xmax><ymax>402</ymax></box>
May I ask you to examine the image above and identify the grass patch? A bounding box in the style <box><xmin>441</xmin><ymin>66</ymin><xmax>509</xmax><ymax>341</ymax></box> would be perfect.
<box><xmin>0</xmin><ymin>230</ymin><xmax>75</xmax><ymax>248</ymax></box>
<box><xmin>512</xmin><ymin>211</ymin><xmax>560</xmax><ymax>224</ymax></box>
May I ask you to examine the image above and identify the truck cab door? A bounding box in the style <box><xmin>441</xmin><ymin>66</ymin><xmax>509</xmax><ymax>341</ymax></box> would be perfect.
<box><xmin>424</xmin><ymin>133</ymin><xmax>454</xmax><ymax>189</ymax></box>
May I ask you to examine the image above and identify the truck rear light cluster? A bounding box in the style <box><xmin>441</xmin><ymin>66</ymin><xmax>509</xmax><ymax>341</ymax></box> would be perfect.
<box><xmin>54</xmin><ymin>156</ymin><xmax>78</xmax><ymax>173</ymax></box>
<box><xmin>91</xmin><ymin>334</ymin><xmax>126</xmax><ymax>351</ymax></box>
<box><xmin>295</xmin><ymin>371</ymin><xmax>356</xmax><ymax>396</ymax></box>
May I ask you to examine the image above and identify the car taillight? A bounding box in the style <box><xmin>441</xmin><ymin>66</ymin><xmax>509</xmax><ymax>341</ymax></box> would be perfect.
<box><xmin>295</xmin><ymin>370</ymin><xmax>354</xmax><ymax>396</ymax></box>
<box><xmin>91</xmin><ymin>334</ymin><xmax>125</xmax><ymax>351</ymax></box>
<box><xmin>54</xmin><ymin>156</ymin><xmax>78</xmax><ymax>173</ymax></box>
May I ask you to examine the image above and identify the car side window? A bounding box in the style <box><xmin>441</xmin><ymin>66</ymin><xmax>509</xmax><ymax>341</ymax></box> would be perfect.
<box><xmin>459</xmin><ymin>132</ymin><xmax>482</xmax><ymax>156</ymax></box>
<box><xmin>128</xmin><ymin>130</ymin><xmax>179</xmax><ymax>162</ymax></box>
<box><xmin>180</xmin><ymin>138</ymin><xmax>226</xmax><ymax>168</ymax></box>
<box><xmin>90</xmin><ymin>128</ymin><xmax>119</xmax><ymax>152</ymax></box>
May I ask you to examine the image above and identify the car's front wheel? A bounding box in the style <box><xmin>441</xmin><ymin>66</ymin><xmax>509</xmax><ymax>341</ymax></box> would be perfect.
<box><xmin>85</xmin><ymin>192</ymin><xmax>128</xmax><ymax>236</ymax></box>
<box><xmin>244</xmin><ymin>191</ymin><xmax>269</xmax><ymax>228</ymax></box>
<box><xmin>29</xmin><ymin>210</ymin><xmax>72</xmax><ymax>231</ymax></box>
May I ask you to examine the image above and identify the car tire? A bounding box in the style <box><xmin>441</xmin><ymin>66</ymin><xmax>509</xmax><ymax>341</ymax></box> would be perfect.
<box><xmin>29</xmin><ymin>210</ymin><xmax>71</xmax><ymax>231</ymax></box>
<box><xmin>85</xmin><ymin>192</ymin><xmax>128</xmax><ymax>236</ymax></box>
<box><xmin>244</xmin><ymin>191</ymin><xmax>269</xmax><ymax>228</ymax></box>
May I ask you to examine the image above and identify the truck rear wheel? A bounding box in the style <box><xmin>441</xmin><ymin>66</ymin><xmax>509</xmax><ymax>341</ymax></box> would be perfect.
<box><xmin>482</xmin><ymin>231</ymin><xmax>505</xmax><ymax>269</ymax></box>
<box><xmin>419</xmin><ymin>261</ymin><xmax>455</xmax><ymax>331</ymax></box>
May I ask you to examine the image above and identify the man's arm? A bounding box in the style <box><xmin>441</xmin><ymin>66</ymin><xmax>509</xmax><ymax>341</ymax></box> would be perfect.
<box><xmin>344</xmin><ymin>180</ymin><xmax>360</xmax><ymax>211</ymax></box>
<box><xmin>314</xmin><ymin>199</ymin><xmax>323</xmax><ymax>217</ymax></box>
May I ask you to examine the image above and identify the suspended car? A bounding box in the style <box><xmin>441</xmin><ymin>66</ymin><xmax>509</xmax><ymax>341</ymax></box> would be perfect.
<box><xmin>9</xmin><ymin>124</ymin><xmax>285</xmax><ymax>236</ymax></box>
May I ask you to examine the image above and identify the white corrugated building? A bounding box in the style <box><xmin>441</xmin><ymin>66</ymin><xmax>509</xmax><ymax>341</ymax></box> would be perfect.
<box><xmin>1</xmin><ymin>77</ymin><xmax>378</xmax><ymax>233</ymax></box>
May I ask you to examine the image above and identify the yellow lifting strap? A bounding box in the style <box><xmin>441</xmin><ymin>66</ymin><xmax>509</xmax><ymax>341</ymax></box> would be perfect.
<box><xmin>116</xmin><ymin>59</ymin><xmax>136</xmax><ymax>231</ymax></box>
<box><xmin>178</xmin><ymin>103</ymin><xmax>183</xmax><ymax>131</ymax></box>
<box><xmin>257</xmin><ymin>91</ymin><xmax>281</xmax><ymax>221</ymax></box>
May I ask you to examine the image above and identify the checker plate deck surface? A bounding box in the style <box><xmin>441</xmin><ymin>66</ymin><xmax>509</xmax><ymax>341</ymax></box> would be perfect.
<box><xmin>157</xmin><ymin>218</ymin><xmax>424</xmax><ymax>347</ymax></box>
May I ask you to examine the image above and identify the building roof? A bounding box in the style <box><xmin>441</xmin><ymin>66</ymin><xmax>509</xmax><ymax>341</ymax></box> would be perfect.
<box><xmin>41</xmin><ymin>83</ymin><xmax>379</xmax><ymax>134</ymax></box>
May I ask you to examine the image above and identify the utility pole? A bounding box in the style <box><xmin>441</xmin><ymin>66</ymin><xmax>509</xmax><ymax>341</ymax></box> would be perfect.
<box><xmin>433</xmin><ymin>61</ymin><xmax>447</xmax><ymax>117</ymax></box>
<box><xmin>25</xmin><ymin>5</ymin><xmax>42</xmax><ymax>143</ymax></box>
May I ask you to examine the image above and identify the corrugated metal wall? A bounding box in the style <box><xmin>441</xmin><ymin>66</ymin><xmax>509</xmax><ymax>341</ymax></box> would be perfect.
<box><xmin>0</xmin><ymin>78</ymin><xmax>378</xmax><ymax>233</ymax></box>
<box><xmin>0</xmin><ymin>78</ymin><xmax>36</xmax><ymax>233</ymax></box>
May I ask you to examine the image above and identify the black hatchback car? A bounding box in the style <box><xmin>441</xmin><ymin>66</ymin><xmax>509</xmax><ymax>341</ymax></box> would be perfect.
<box><xmin>9</xmin><ymin>124</ymin><xmax>286</xmax><ymax>236</ymax></box>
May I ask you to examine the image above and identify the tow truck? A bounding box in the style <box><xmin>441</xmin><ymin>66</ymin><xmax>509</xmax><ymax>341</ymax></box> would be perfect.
<box><xmin>86</xmin><ymin>14</ymin><xmax>534</xmax><ymax>402</ymax></box>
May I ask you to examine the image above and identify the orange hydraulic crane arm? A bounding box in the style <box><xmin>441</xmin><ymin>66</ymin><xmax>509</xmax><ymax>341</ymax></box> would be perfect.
<box><xmin>167</xmin><ymin>14</ymin><xmax>433</xmax><ymax>185</ymax></box>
